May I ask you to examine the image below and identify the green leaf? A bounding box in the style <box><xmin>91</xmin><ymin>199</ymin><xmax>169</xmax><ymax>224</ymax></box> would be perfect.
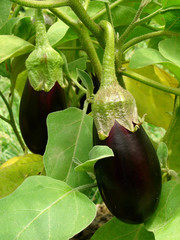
<box><xmin>159</xmin><ymin>37</ymin><xmax>180</xmax><ymax>68</ymax></box>
<box><xmin>13</xmin><ymin>17</ymin><xmax>35</xmax><ymax>41</ymax></box>
<box><xmin>0</xmin><ymin>0</ymin><xmax>12</xmax><ymax>29</ymax></box>
<box><xmin>163</xmin><ymin>10</ymin><xmax>180</xmax><ymax>32</ymax></box>
<box><xmin>91</xmin><ymin>217</ymin><xmax>155</xmax><ymax>240</ymax></box>
<box><xmin>44</xmin><ymin>108</ymin><xmax>93</xmax><ymax>188</ymax></box>
<box><xmin>162</xmin><ymin>0</ymin><xmax>180</xmax><ymax>8</ymax></box>
<box><xmin>77</xmin><ymin>69</ymin><xmax>94</xmax><ymax>96</ymax></box>
<box><xmin>129</xmin><ymin>48</ymin><xmax>169</xmax><ymax>69</ymax></box>
<box><xmin>0</xmin><ymin>176</ymin><xmax>96</xmax><ymax>240</ymax></box>
<box><xmin>0</xmin><ymin>35</ymin><xmax>34</xmax><ymax>64</ymax></box>
<box><xmin>75</xmin><ymin>145</ymin><xmax>114</xmax><ymax>173</ymax></box>
<box><xmin>68</xmin><ymin>57</ymin><xmax>87</xmax><ymax>80</ymax></box>
<box><xmin>145</xmin><ymin>180</ymin><xmax>180</xmax><ymax>240</ymax></box>
<box><xmin>0</xmin><ymin>18</ymin><xmax>19</xmax><ymax>35</ymax></box>
<box><xmin>47</xmin><ymin>20</ymin><xmax>69</xmax><ymax>47</ymax></box>
<box><xmin>0</xmin><ymin>154</ymin><xmax>44</xmax><ymax>199</ymax></box>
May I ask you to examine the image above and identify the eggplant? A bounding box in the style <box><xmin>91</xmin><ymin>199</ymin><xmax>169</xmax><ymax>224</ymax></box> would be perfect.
<box><xmin>94</xmin><ymin>121</ymin><xmax>162</xmax><ymax>224</ymax></box>
<box><xmin>19</xmin><ymin>79</ymin><xmax>66</xmax><ymax>155</ymax></box>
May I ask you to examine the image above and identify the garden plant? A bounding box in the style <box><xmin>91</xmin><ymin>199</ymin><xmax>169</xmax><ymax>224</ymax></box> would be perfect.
<box><xmin>0</xmin><ymin>0</ymin><xmax>180</xmax><ymax>239</ymax></box>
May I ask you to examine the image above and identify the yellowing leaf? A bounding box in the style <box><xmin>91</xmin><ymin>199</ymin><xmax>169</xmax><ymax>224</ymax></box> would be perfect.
<box><xmin>0</xmin><ymin>154</ymin><xmax>44</xmax><ymax>198</ymax></box>
<box><xmin>123</xmin><ymin>64</ymin><xmax>178</xmax><ymax>129</ymax></box>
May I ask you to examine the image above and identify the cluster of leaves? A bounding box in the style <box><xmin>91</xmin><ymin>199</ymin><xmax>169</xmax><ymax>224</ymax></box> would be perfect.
<box><xmin>0</xmin><ymin>0</ymin><xmax>180</xmax><ymax>240</ymax></box>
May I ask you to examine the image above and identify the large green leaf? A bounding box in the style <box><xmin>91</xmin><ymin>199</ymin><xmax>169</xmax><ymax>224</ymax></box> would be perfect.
<box><xmin>91</xmin><ymin>217</ymin><xmax>155</xmax><ymax>240</ymax></box>
<box><xmin>44</xmin><ymin>108</ymin><xmax>93</xmax><ymax>188</ymax></box>
<box><xmin>123</xmin><ymin>64</ymin><xmax>178</xmax><ymax>129</ymax></box>
<box><xmin>0</xmin><ymin>154</ymin><xmax>44</xmax><ymax>199</ymax></box>
<box><xmin>145</xmin><ymin>180</ymin><xmax>180</xmax><ymax>240</ymax></box>
<box><xmin>0</xmin><ymin>176</ymin><xmax>96</xmax><ymax>240</ymax></box>
<box><xmin>0</xmin><ymin>35</ymin><xmax>34</xmax><ymax>64</ymax></box>
<box><xmin>0</xmin><ymin>0</ymin><xmax>11</xmax><ymax>29</ymax></box>
<box><xmin>129</xmin><ymin>48</ymin><xmax>169</xmax><ymax>69</ymax></box>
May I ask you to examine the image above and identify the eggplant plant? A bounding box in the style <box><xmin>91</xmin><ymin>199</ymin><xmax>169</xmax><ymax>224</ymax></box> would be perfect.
<box><xmin>0</xmin><ymin>0</ymin><xmax>180</xmax><ymax>240</ymax></box>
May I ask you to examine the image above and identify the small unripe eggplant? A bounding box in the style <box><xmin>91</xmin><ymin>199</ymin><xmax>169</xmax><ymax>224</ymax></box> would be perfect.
<box><xmin>94</xmin><ymin>121</ymin><xmax>162</xmax><ymax>224</ymax></box>
<box><xmin>19</xmin><ymin>79</ymin><xmax>66</xmax><ymax>155</ymax></box>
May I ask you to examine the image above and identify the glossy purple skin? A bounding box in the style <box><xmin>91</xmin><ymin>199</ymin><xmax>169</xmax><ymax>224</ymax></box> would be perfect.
<box><xmin>19</xmin><ymin>79</ymin><xmax>66</xmax><ymax>155</ymax></box>
<box><xmin>94</xmin><ymin>121</ymin><xmax>162</xmax><ymax>224</ymax></box>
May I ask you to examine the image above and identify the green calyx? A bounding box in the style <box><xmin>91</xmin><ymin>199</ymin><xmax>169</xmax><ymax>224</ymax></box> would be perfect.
<box><xmin>25</xmin><ymin>9</ymin><xmax>67</xmax><ymax>92</ymax></box>
<box><xmin>92</xmin><ymin>20</ymin><xmax>140</xmax><ymax>140</ymax></box>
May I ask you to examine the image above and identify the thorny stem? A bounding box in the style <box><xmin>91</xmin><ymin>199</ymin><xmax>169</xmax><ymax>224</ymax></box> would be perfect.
<box><xmin>121</xmin><ymin>69</ymin><xmax>180</xmax><ymax>96</ymax></box>
<box><xmin>0</xmin><ymin>91</ymin><xmax>26</xmax><ymax>151</ymax></box>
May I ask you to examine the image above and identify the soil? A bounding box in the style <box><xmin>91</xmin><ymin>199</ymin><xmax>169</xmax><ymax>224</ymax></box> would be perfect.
<box><xmin>70</xmin><ymin>203</ymin><xmax>113</xmax><ymax>240</ymax></box>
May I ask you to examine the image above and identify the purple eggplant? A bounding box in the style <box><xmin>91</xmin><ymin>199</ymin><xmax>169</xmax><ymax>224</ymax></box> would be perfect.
<box><xmin>94</xmin><ymin>121</ymin><xmax>162</xmax><ymax>224</ymax></box>
<box><xmin>19</xmin><ymin>79</ymin><xmax>66</xmax><ymax>155</ymax></box>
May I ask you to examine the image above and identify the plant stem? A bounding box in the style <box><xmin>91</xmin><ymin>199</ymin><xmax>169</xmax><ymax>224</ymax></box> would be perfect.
<box><xmin>118</xmin><ymin>0</ymin><xmax>147</xmax><ymax>46</ymax></box>
<box><xmin>69</xmin><ymin>0</ymin><xmax>103</xmax><ymax>45</ymax></box>
<box><xmin>100</xmin><ymin>20</ymin><xmax>117</xmax><ymax>87</ymax></box>
<box><xmin>0</xmin><ymin>91</ymin><xmax>26</xmax><ymax>151</ymax></box>
<box><xmin>50</xmin><ymin>8</ymin><xmax>78</xmax><ymax>29</ymax></box>
<box><xmin>12</xmin><ymin>4</ymin><xmax>22</xmax><ymax>17</ymax></box>
<box><xmin>50</xmin><ymin>9</ymin><xmax>102</xmax><ymax>82</ymax></box>
<box><xmin>122</xmin><ymin>30</ymin><xmax>180</xmax><ymax>52</ymax></box>
<box><xmin>0</xmin><ymin>114</ymin><xmax>10</xmax><ymax>124</ymax></box>
<box><xmin>121</xmin><ymin>69</ymin><xmax>180</xmax><ymax>96</ymax></box>
<box><xmin>77</xmin><ymin>24</ymin><xmax>102</xmax><ymax>82</ymax></box>
<box><xmin>93</xmin><ymin>0</ymin><xmax>125</xmax><ymax>21</ymax></box>
<box><xmin>73</xmin><ymin>79</ymin><xmax>87</xmax><ymax>94</ymax></box>
<box><xmin>9</xmin><ymin>0</ymin><xmax>69</xmax><ymax>8</ymax></box>
<box><xmin>105</xmin><ymin>3</ymin><xmax>114</xmax><ymax>30</ymax></box>
<box><xmin>35</xmin><ymin>9</ymin><xmax>49</xmax><ymax>48</ymax></box>
<box><xmin>74</xmin><ymin>183</ymin><xmax>97</xmax><ymax>192</ymax></box>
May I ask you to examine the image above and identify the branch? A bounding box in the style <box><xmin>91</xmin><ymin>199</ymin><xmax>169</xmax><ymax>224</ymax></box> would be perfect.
<box><xmin>118</xmin><ymin>0</ymin><xmax>148</xmax><ymax>45</ymax></box>
<box><xmin>51</xmin><ymin>9</ymin><xmax>102</xmax><ymax>81</ymax></box>
<box><xmin>122</xmin><ymin>30</ymin><xmax>180</xmax><ymax>52</ymax></box>
<box><xmin>93</xmin><ymin>0</ymin><xmax>125</xmax><ymax>21</ymax></box>
<box><xmin>121</xmin><ymin>69</ymin><xmax>180</xmax><ymax>96</ymax></box>
<box><xmin>0</xmin><ymin>91</ymin><xmax>26</xmax><ymax>151</ymax></box>
<box><xmin>69</xmin><ymin>0</ymin><xmax>103</xmax><ymax>45</ymax></box>
<box><xmin>9</xmin><ymin>0</ymin><xmax>69</xmax><ymax>8</ymax></box>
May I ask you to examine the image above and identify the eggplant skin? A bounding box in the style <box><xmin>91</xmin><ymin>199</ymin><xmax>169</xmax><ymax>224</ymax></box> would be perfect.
<box><xmin>19</xmin><ymin>79</ymin><xmax>66</xmax><ymax>155</ymax></box>
<box><xmin>94</xmin><ymin>121</ymin><xmax>162</xmax><ymax>224</ymax></box>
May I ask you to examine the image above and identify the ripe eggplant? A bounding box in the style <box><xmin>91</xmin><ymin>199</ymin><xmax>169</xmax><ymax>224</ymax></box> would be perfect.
<box><xmin>94</xmin><ymin>121</ymin><xmax>162</xmax><ymax>224</ymax></box>
<box><xmin>19</xmin><ymin>79</ymin><xmax>66</xmax><ymax>155</ymax></box>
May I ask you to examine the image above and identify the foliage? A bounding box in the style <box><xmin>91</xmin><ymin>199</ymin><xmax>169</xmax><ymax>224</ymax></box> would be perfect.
<box><xmin>0</xmin><ymin>0</ymin><xmax>180</xmax><ymax>239</ymax></box>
